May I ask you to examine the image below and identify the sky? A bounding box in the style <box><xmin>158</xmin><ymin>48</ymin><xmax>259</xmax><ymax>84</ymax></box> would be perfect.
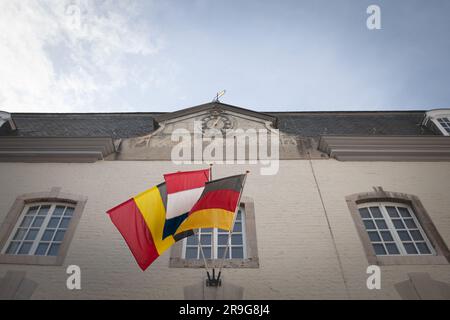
<box><xmin>0</xmin><ymin>0</ymin><xmax>450</xmax><ymax>113</ymax></box>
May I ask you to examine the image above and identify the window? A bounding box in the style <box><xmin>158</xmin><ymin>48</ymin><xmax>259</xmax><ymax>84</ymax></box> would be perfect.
<box><xmin>437</xmin><ymin>117</ymin><xmax>450</xmax><ymax>134</ymax></box>
<box><xmin>423</xmin><ymin>109</ymin><xmax>450</xmax><ymax>136</ymax></box>
<box><xmin>2</xmin><ymin>203</ymin><xmax>75</xmax><ymax>257</ymax></box>
<box><xmin>358</xmin><ymin>203</ymin><xmax>434</xmax><ymax>256</ymax></box>
<box><xmin>346</xmin><ymin>188</ymin><xmax>450</xmax><ymax>265</ymax></box>
<box><xmin>183</xmin><ymin>208</ymin><xmax>246</xmax><ymax>260</ymax></box>
<box><xmin>0</xmin><ymin>188</ymin><xmax>87</xmax><ymax>266</ymax></box>
<box><xmin>169</xmin><ymin>197</ymin><xmax>259</xmax><ymax>268</ymax></box>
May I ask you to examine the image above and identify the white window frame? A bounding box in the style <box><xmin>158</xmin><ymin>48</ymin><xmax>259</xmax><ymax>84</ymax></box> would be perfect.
<box><xmin>182</xmin><ymin>207</ymin><xmax>247</xmax><ymax>260</ymax></box>
<box><xmin>436</xmin><ymin>117</ymin><xmax>450</xmax><ymax>135</ymax></box>
<box><xmin>357</xmin><ymin>201</ymin><xmax>436</xmax><ymax>256</ymax></box>
<box><xmin>423</xmin><ymin>110</ymin><xmax>450</xmax><ymax>136</ymax></box>
<box><xmin>1</xmin><ymin>202</ymin><xmax>75</xmax><ymax>256</ymax></box>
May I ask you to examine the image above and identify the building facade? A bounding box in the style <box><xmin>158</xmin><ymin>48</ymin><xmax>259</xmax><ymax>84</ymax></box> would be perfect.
<box><xmin>0</xmin><ymin>102</ymin><xmax>449</xmax><ymax>299</ymax></box>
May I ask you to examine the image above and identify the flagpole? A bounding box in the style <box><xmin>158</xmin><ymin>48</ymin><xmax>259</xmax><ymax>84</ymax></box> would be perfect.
<box><xmin>197</xmin><ymin>164</ymin><xmax>214</xmax><ymax>282</ymax></box>
<box><xmin>216</xmin><ymin>170</ymin><xmax>249</xmax><ymax>282</ymax></box>
<box><xmin>196</xmin><ymin>229</ymin><xmax>211</xmax><ymax>277</ymax></box>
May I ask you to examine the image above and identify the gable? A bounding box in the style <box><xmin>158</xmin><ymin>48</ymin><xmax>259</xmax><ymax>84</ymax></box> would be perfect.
<box><xmin>151</xmin><ymin>101</ymin><xmax>278</xmax><ymax>136</ymax></box>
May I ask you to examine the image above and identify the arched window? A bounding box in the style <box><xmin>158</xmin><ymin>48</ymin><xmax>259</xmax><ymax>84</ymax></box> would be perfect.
<box><xmin>346</xmin><ymin>188</ymin><xmax>450</xmax><ymax>265</ymax></box>
<box><xmin>0</xmin><ymin>188</ymin><xmax>86</xmax><ymax>266</ymax></box>
<box><xmin>357</xmin><ymin>202</ymin><xmax>434</xmax><ymax>256</ymax></box>
<box><xmin>2</xmin><ymin>202</ymin><xmax>76</xmax><ymax>257</ymax></box>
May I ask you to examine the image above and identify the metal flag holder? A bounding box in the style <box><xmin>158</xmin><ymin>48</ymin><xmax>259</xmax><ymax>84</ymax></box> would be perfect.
<box><xmin>195</xmin><ymin>164</ymin><xmax>249</xmax><ymax>287</ymax></box>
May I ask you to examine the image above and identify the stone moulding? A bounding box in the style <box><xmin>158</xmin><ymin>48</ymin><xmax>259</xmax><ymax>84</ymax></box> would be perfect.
<box><xmin>0</xmin><ymin>137</ymin><xmax>115</xmax><ymax>162</ymax></box>
<box><xmin>318</xmin><ymin>135</ymin><xmax>450</xmax><ymax>161</ymax></box>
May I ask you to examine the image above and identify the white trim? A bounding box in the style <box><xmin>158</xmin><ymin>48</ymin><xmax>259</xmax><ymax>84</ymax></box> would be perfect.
<box><xmin>357</xmin><ymin>202</ymin><xmax>436</xmax><ymax>257</ymax></box>
<box><xmin>1</xmin><ymin>202</ymin><xmax>75</xmax><ymax>256</ymax></box>
<box><xmin>424</xmin><ymin>109</ymin><xmax>450</xmax><ymax>136</ymax></box>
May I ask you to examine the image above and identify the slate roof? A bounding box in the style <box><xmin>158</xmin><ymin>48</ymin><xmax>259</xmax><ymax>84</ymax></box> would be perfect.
<box><xmin>5</xmin><ymin>113</ymin><xmax>160</xmax><ymax>139</ymax></box>
<box><xmin>273</xmin><ymin>111</ymin><xmax>433</xmax><ymax>136</ymax></box>
<box><xmin>1</xmin><ymin>108</ymin><xmax>434</xmax><ymax>139</ymax></box>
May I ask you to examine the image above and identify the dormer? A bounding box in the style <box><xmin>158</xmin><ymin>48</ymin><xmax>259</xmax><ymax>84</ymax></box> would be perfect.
<box><xmin>422</xmin><ymin>109</ymin><xmax>450</xmax><ymax>136</ymax></box>
<box><xmin>0</xmin><ymin>111</ymin><xmax>17</xmax><ymax>135</ymax></box>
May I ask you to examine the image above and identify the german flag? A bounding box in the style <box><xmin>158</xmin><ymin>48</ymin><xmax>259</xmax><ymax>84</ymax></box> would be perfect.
<box><xmin>107</xmin><ymin>183</ymin><xmax>191</xmax><ymax>271</ymax></box>
<box><xmin>175</xmin><ymin>174</ymin><xmax>246</xmax><ymax>236</ymax></box>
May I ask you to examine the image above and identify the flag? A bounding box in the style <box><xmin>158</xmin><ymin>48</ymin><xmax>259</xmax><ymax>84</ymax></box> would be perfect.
<box><xmin>163</xmin><ymin>169</ymin><xmax>210</xmax><ymax>239</ymax></box>
<box><xmin>175</xmin><ymin>174</ymin><xmax>246</xmax><ymax>236</ymax></box>
<box><xmin>107</xmin><ymin>183</ymin><xmax>175</xmax><ymax>271</ymax></box>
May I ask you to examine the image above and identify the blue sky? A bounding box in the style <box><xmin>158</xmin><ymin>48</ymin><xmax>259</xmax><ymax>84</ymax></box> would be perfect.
<box><xmin>1</xmin><ymin>0</ymin><xmax>450</xmax><ymax>112</ymax></box>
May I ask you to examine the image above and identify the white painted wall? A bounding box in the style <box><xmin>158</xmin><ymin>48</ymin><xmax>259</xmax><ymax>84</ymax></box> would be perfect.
<box><xmin>0</xmin><ymin>160</ymin><xmax>449</xmax><ymax>299</ymax></box>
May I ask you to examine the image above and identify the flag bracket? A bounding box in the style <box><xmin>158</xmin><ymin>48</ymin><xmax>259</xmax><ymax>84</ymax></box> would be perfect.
<box><xmin>206</xmin><ymin>268</ymin><xmax>222</xmax><ymax>287</ymax></box>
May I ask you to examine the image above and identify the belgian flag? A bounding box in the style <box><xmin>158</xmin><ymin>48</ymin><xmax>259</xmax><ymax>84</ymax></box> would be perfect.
<box><xmin>174</xmin><ymin>174</ymin><xmax>246</xmax><ymax>236</ymax></box>
<box><xmin>107</xmin><ymin>183</ymin><xmax>192</xmax><ymax>271</ymax></box>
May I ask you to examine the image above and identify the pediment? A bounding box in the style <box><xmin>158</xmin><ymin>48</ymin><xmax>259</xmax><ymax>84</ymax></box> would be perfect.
<box><xmin>153</xmin><ymin>102</ymin><xmax>277</xmax><ymax>131</ymax></box>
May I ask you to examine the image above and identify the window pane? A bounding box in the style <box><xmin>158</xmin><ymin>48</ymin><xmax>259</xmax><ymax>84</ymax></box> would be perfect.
<box><xmin>372</xmin><ymin>243</ymin><xmax>386</xmax><ymax>255</ymax></box>
<box><xmin>369</xmin><ymin>207</ymin><xmax>382</xmax><ymax>218</ymax></box>
<box><xmin>64</xmin><ymin>207</ymin><xmax>75</xmax><ymax>217</ymax></box>
<box><xmin>201</xmin><ymin>247</ymin><xmax>211</xmax><ymax>259</ymax></box>
<box><xmin>31</xmin><ymin>216</ymin><xmax>45</xmax><ymax>228</ymax></box>
<box><xmin>380</xmin><ymin>231</ymin><xmax>394</xmax><ymax>241</ymax></box>
<box><xmin>200</xmin><ymin>234</ymin><xmax>211</xmax><ymax>245</ymax></box>
<box><xmin>233</xmin><ymin>222</ymin><xmax>242</xmax><ymax>232</ymax></box>
<box><xmin>41</xmin><ymin>229</ymin><xmax>55</xmax><ymax>241</ymax></box>
<box><xmin>386</xmin><ymin>206</ymin><xmax>399</xmax><ymax>218</ymax></box>
<box><xmin>35</xmin><ymin>243</ymin><xmax>49</xmax><ymax>256</ymax></box>
<box><xmin>47</xmin><ymin>243</ymin><xmax>61</xmax><ymax>256</ymax></box>
<box><xmin>231</xmin><ymin>234</ymin><xmax>243</xmax><ymax>245</ymax></box>
<box><xmin>201</xmin><ymin>228</ymin><xmax>213</xmax><ymax>233</ymax></box>
<box><xmin>397</xmin><ymin>231</ymin><xmax>411</xmax><ymax>241</ymax></box>
<box><xmin>186</xmin><ymin>235</ymin><xmax>197</xmax><ymax>246</ymax></box>
<box><xmin>25</xmin><ymin>229</ymin><xmax>39</xmax><ymax>241</ymax></box>
<box><xmin>404</xmin><ymin>219</ymin><xmax>417</xmax><ymax>229</ymax></box>
<box><xmin>48</xmin><ymin>217</ymin><xmax>60</xmax><ymax>228</ymax></box>
<box><xmin>6</xmin><ymin>241</ymin><xmax>20</xmax><ymax>254</ymax></box>
<box><xmin>368</xmin><ymin>231</ymin><xmax>381</xmax><ymax>242</ymax></box>
<box><xmin>53</xmin><ymin>206</ymin><xmax>65</xmax><ymax>216</ymax></box>
<box><xmin>218</xmin><ymin>234</ymin><xmax>229</xmax><ymax>245</ymax></box>
<box><xmin>217</xmin><ymin>247</ymin><xmax>230</xmax><ymax>259</ymax></box>
<box><xmin>18</xmin><ymin>242</ymin><xmax>33</xmax><ymax>255</ymax></box>
<box><xmin>363</xmin><ymin>220</ymin><xmax>376</xmax><ymax>230</ymax></box>
<box><xmin>392</xmin><ymin>219</ymin><xmax>405</xmax><ymax>229</ymax></box>
<box><xmin>375</xmin><ymin>220</ymin><xmax>388</xmax><ymax>230</ymax></box>
<box><xmin>358</xmin><ymin>208</ymin><xmax>370</xmax><ymax>219</ymax></box>
<box><xmin>218</xmin><ymin>229</ymin><xmax>228</xmax><ymax>233</ymax></box>
<box><xmin>53</xmin><ymin>230</ymin><xmax>66</xmax><ymax>242</ymax></box>
<box><xmin>236</xmin><ymin>210</ymin><xmax>242</xmax><ymax>221</ymax></box>
<box><xmin>416</xmin><ymin>242</ymin><xmax>431</xmax><ymax>254</ymax></box>
<box><xmin>397</xmin><ymin>207</ymin><xmax>411</xmax><ymax>217</ymax></box>
<box><xmin>13</xmin><ymin>228</ymin><xmax>27</xmax><ymax>241</ymax></box>
<box><xmin>185</xmin><ymin>247</ymin><xmax>198</xmax><ymax>259</ymax></box>
<box><xmin>59</xmin><ymin>217</ymin><xmax>71</xmax><ymax>229</ymax></box>
<box><xmin>38</xmin><ymin>205</ymin><xmax>51</xmax><ymax>216</ymax></box>
<box><xmin>385</xmin><ymin>243</ymin><xmax>400</xmax><ymax>255</ymax></box>
<box><xmin>27</xmin><ymin>206</ymin><xmax>39</xmax><ymax>216</ymax></box>
<box><xmin>404</xmin><ymin>243</ymin><xmax>418</xmax><ymax>254</ymax></box>
<box><xmin>409</xmin><ymin>230</ymin><xmax>424</xmax><ymax>241</ymax></box>
<box><xmin>20</xmin><ymin>216</ymin><xmax>34</xmax><ymax>228</ymax></box>
<box><xmin>231</xmin><ymin>247</ymin><xmax>244</xmax><ymax>259</ymax></box>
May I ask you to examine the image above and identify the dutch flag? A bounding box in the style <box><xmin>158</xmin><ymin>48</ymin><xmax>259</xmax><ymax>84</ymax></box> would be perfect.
<box><xmin>162</xmin><ymin>169</ymin><xmax>210</xmax><ymax>239</ymax></box>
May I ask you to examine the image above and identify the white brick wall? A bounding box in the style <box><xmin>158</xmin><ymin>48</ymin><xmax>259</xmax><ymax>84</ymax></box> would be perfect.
<box><xmin>0</xmin><ymin>160</ymin><xmax>449</xmax><ymax>299</ymax></box>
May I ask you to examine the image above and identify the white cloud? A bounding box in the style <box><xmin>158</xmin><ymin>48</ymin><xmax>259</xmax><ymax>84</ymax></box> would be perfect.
<box><xmin>0</xmin><ymin>0</ymin><xmax>162</xmax><ymax>112</ymax></box>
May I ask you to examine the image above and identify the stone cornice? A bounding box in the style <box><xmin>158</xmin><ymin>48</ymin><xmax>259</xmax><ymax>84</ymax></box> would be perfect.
<box><xmin>0</xmin><ymin>137</ymin><xmax>115</xmax><ymax>162</ymax></box>
<box><xmin>318</xmin><ymin>135</ymin><xmax>450</xmax><ymax>161</ymax></box>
